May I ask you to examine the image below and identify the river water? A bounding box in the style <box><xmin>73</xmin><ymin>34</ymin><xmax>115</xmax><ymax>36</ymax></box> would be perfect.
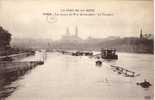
<box><xmin>1</xmin><ymin>52</ymin><xmax>154</xmax><ymax>100</ymax></box>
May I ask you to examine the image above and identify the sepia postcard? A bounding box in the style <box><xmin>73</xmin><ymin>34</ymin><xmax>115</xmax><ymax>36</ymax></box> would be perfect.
<box><xmin>0</xmin><ymin>0</ymin><xmax>154</xmax><ymax>100</ymax></box>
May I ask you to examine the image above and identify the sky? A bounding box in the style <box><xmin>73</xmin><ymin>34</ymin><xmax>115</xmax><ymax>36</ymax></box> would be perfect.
<box><xmin>0</xmin><ymin>0</ymin><xmax>153</xmax><ymax>40</ymax></box>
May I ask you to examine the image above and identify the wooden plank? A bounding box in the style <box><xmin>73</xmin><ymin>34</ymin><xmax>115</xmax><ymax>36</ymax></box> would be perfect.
<box><xmin>110</xmin><ymin>65</ymin><xmax>136</xmax><ymax>77</ymax></box>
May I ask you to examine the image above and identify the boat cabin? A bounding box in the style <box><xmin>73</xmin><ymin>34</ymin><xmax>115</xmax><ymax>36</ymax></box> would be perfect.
<box><xmin>101</xmin><ymin>48</ymin><xmax>118</xmax><ymax>59</ymax></box>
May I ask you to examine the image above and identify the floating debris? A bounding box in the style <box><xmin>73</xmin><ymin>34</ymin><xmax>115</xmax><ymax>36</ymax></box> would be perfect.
<box><xmin>137</xmin><ymin>80</ymin><xmax>152</xmax><ymax>88</ymax></box>
<box><xmin>110</xmin><ymin>65</ymin><xmax>140</xmax><ymax>77</ymax></box>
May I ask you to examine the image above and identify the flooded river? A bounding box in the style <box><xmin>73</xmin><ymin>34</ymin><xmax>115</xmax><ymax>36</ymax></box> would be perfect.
<box><xmin>1</xmin><ymin>52</ymin><xmax>154</xmax><ymax>100</ymax></box>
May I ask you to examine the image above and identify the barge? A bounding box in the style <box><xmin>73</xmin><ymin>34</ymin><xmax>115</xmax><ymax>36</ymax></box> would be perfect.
<box><xmin>101</xmin><ymin>48</ymin><xmax>118</xmax><ymax>59</ymax></box>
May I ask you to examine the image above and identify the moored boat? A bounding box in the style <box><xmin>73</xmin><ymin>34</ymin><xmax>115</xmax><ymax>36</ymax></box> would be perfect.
<box><xmin>101</xmin><ymin>48</ymin><xmax>118</xmax><ymax>59</ymax></box>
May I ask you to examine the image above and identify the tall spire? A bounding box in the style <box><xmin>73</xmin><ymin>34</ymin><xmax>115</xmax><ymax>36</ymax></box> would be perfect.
<box><xmin>75</xmin><ymin>25</ymin><xmax>78</xmax><ymax>37</ymax></box>
<box><xmin>140</xmin><ymin>28</ymin><xmax>143</xmax><ymax>39</ymax></box>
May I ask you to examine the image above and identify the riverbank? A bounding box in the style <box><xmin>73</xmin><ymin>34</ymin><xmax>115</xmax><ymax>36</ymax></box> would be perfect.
<box><xmin>5</xmin><ymin>52</ymin><xmax>153</xmax><ymax>100</ymax></box>
<box><xmin>0</xmin><ymin>49</ymin><xmax>46</xmax><ymax>76</ymax></box>
<box><xmin>0</xmin><ymin>50</ymin><xmax>45</xmax><ymax>99</ymax></box>
<box><xmin>0</xmin><ymin>52</ymin><xmax>35</xmax><ymax>61</ymax></box>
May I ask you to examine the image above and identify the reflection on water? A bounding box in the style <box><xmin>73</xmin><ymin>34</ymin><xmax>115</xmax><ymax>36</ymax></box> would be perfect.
<box><xmin>0</xmin><ymin>52</ymin><xmax>153</xmax><ymax>100</ymax></box>
<box><xmin>0</xmin><ymin>63</ymin><xmax>35</xmax><ymax>99</ymax></box>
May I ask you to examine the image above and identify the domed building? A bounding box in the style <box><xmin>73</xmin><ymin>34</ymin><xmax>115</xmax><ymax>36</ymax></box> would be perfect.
<box><xmin>61</xmin><ymin>26</ymin><xmax>82</xmax><ymax>43</ymax></box>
